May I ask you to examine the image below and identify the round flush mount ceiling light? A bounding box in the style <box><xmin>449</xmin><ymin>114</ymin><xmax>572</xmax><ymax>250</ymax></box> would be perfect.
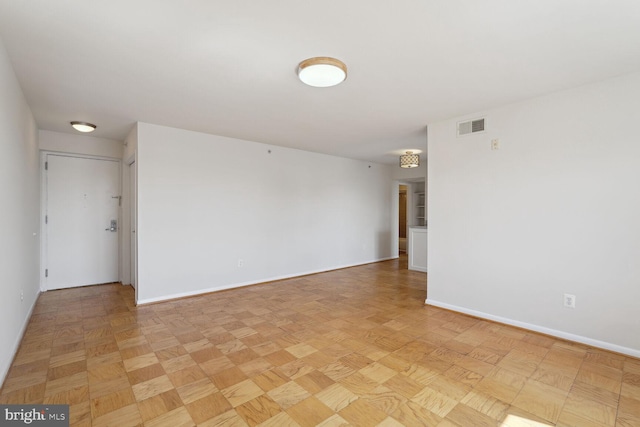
<box><xmin>298</xmin><ymin>57</ymin><xmax>347</xmax><ymax>87</ymax></box>
<box><xmin>70</xmin><ymin>121</ymin><xmax>96</xmax><ymax>132</ymax></box>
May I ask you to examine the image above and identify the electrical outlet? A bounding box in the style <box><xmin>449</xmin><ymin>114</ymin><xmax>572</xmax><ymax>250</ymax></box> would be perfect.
<box><xmin>237</xmin><ymin>259</ymin><xmax>244</xmax><ymax>268</ymax></box>
<box><xmin>20</xmin><ymin>290</ymin><xmax>24</xmax><ymax>302</ymax></box>
<box><xmin>491</xmin><ymin>139</ymin><xmax>500</xmax><ymax>150</ymax></box>
<box><xmin>563</xmin><ymin>293</ymin><xmax>576</xmax><ymax>309</ymax></box>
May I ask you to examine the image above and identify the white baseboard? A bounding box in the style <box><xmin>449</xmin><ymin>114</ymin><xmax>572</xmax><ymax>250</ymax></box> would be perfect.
<box><xmin>425</xmin><ymin>298</ymin><xmax>640</xmax><ymax>359</ymax></box>
<box><xmin>0</xmin><ymin>291</ymin><xmax>40</xmax><ymax>384</ymax></box>
<box><xmin>137</xmin><ymin>257</ymin><xmax>396</xmax><ymax>305</ymax></box>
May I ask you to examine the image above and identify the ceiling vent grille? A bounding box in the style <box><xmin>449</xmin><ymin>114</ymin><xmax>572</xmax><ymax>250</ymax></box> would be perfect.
<box><xmin>457</xmin><ymin>118</ymin><xmax>485</xmax><ymax>136</ymax></box>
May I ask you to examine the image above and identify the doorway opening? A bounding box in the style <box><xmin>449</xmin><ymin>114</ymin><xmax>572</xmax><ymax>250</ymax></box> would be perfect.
<box><xmin>399</xmin><ymin>185</ymin><xmax>408</xmax><ymax>254</ymax></box>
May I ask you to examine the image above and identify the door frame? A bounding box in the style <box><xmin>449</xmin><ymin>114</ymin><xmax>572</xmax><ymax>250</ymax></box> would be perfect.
<box><xmin>40</xmin><ymin>151</ymin><xmax>123</xmax><ymax>291</ymax></box>
<box><xmin>391</xmin><ymin>180</ymin><xmax>413</xmax><ymax>258</ymax></box>
<box><xmin>125</xmin><ymin>155</ymin><xmax>138</xmax><ymax>303</ymax></box>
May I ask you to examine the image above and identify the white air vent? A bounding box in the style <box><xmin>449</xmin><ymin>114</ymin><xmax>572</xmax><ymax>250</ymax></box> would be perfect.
<box><xmin>457</xmin><ymin>118</ymin><xmax>485</xmax><ymax>136</ymax></box>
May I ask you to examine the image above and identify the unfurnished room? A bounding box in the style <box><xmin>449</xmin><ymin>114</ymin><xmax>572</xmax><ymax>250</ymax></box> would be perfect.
<box><xmin>0</xmin><ymin>1</ymin><xmax>639</xmax><ymax>426</ymax></box>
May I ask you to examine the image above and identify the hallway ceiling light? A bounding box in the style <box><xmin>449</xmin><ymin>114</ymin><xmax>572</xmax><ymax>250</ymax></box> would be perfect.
<box><xmin>298</xmin><ymin>57</ymin><xmax>347</xmax><ymax>87</ymax></box>
<box><xmin>399</xmin><ymin>151</ymin><xmax>420</xmax><ymax>168</ymax></box>
<box><xmin>70</xmin><ymin>121</ymin><xmax>96</xmax><ymax>132</ymax></box>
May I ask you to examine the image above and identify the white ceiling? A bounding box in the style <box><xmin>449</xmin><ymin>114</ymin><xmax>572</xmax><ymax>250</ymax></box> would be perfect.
<box><xmin>1</xmin><ymin>1</ymin><xmax>639</xmax><ymax>164</ymax></box>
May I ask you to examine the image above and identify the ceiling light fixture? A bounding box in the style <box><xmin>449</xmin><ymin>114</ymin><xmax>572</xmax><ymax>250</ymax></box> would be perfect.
<box><xmin>70</xmin><ymin>121</ymin><xmax>96</xmax><ymax>133</ymax></box>
<box><xmin>400</xmin><ymin>151</ymin><xmax>420</xmax><ymax>168</ymax></box>
<box><xmin>298</xmin><ymin>57</ymin><xmax>347</xmax><ymax>87</ymax></box>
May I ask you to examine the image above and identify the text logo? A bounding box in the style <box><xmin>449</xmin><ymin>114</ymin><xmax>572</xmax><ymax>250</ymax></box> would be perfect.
<box><xmin>0</xmin><ymin>405</ymin><xmax>68</xmax><ymax>426</ymax></box>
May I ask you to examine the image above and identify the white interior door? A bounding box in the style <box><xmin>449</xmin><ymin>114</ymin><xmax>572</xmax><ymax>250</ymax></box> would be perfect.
<box><xmin>46</xmin><ymin>154</ymin><xmax>120</xmax><ymax>289</ymax></box>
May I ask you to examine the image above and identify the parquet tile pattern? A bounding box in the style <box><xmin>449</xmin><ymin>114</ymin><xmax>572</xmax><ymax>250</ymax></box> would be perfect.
<box><xmin>2</xmin><ymin>257</ymin><xmax>639</xmax><ymax>426</ymax></box>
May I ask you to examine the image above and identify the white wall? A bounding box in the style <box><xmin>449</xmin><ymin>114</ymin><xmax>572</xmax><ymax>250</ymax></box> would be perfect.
<box><xmin>0</xmin><ymin>38</ymin><xmax>40</xmax><ymax>382</ymax></box>
<box><xmin>39</xmin><ymin>130</ymin><xmax>123</xmax><ymax>159</ymax></box>
<box><xmin>427</xmin><ymin>72</ymin><xmax>640</xmax><ymax>356</ymax></box>
<box><xmin>390</xmin><ymin>127</ymin><xmax>427</xmax><ymax>182</ymax></box>
<box><xmin>391</xmin><ymin>161</ymin><xmax>427</xmax><ymax>181</ymax></box>
<box><xmin>136</xmin><ymin>123</ymin><xmax>394</xmax><ymax>303</ymax></box>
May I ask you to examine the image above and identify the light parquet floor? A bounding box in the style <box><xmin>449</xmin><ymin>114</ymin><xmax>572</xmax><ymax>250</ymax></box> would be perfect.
<box><xmin>1</xmin><ymin>257</ymin><xmax>639</xmax><ymax>426</ymax></box>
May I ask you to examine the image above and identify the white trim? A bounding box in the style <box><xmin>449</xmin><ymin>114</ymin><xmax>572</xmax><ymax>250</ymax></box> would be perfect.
<box><xmin>138</xmin><ymin>257</ymin><xmax>396</xmax><ymax>305</ymax></box>
<box><xmin>0</xmin><ymin>291</ymin><xmax>40</xmax><ymax>384</ymax></box>
<box><xmin>391</xmin><ymin>181</ymin><xmax>400</xmax><ymax>256</ymax></box>
<box><xmin>41</xmin><ymin>150</ymin><xmax>122</xmax><ymax>162</ymax></box>
<box><xmin>39</xmin><ymin>153</ymin><xmax>47</xmax><ymax>291</ymax></box>
<box><xmin>129</xmin><ymin>159</ymin><xmax>137</xmax><ymax>304</ymax></box>
<box><xmin>425</xmin><ymin>299</ymin><xmax>640</xmax><ymax>358</ymax></box>
<box><xmin>120</xmin><ymin>151</ymin><xmax>137</xmax><ymax>296</ymax></box>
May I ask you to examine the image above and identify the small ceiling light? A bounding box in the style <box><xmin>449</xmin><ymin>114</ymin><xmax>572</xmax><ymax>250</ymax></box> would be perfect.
<box><xmin>298</xmin><ymin>57</ymin><xmax>347</xmax><ymax>87</ymax></box>
<box><xmin>400</xmin><ymin>151</ymin><xmax>420</xmax><ymax>168</ymax></box>
<box><xmin>70</xmin><ymin>121</ymin><xmax>96</xmax><ymax>132</ymax></box>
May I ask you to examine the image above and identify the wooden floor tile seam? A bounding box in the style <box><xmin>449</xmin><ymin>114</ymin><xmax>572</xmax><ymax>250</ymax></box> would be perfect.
<box><xmin>1</xmin><ymin>257</ymin><xmax>639</xmax><ymax>426</ymax></box>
